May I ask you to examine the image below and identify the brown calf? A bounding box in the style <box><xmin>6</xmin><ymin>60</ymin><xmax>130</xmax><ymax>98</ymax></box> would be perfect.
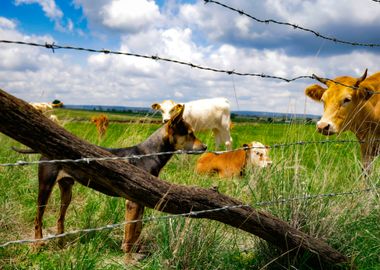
<box><xmin>196</xmin><ymin>141</ymin><xmax>272</xmax><ymax>178</ymax></box>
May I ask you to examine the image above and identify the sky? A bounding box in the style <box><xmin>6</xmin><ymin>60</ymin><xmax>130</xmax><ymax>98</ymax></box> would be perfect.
<box><xmin>1</xmin><ymin>0</ymin><xmax>380</xmax><ymax>115</ymax></box>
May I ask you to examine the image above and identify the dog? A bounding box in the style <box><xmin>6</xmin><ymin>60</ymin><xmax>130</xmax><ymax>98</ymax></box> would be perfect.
<box><xmin>13</xmin><ymin>104</ymin><xmax>206</xmax><ymax>255</ymax></box>
<box><xmin>196</xmin><ymin>141</ymin><xmax>272</xmax><ymax>178</ymax></box>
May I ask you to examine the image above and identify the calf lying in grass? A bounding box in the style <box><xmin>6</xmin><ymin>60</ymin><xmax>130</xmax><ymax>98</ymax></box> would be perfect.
<box><xmin>13</xmin><ymin>105</ymin><xmax>206</xmax><ymax>256</ymax></box>
<box><xmin>196</xmin><ymin>141</ymin><xmax>271</xmax><ymax>178</ymax></box>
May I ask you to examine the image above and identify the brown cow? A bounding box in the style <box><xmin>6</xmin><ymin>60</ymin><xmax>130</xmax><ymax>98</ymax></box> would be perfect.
<box><xmin>196</xmin><ymin>141</ymin><xmax>272</xmax><ymax>178</ymax></box>
<box><xmin>305</xmin><ymin>69</ymin><xmax>380</xmax><ymax>171</ymax></box>
<box><xmin>91</xmin><ymin>114</ymin><xmax>109</xmax><ymax>141</ymax></box>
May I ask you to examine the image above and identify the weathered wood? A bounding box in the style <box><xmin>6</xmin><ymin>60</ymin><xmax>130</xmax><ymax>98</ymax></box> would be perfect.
<box><xmin>0</xmin><ymin>89</ymin><xmax>350</xmax><ymax>267</ymax></box>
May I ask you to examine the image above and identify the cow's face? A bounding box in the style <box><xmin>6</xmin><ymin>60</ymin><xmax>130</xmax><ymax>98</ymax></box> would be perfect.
<box><xmin>305</xmin><ymin>69</ymin><xmax>372</xmax><ymax>135</ymax></box>
<box><xmin>151</xmin><ymin>100</ymin><xmax>178</xmax><ymax>123</ymax></box>
<box><xmin>166</xmin><ymin>104</ymin><xmax>207</xmax><ymax>152</ymax></box>
<box><xmin>245</xmin><ymin>142</ymin><xmax>272</xmax><ymax>168</ymax></box>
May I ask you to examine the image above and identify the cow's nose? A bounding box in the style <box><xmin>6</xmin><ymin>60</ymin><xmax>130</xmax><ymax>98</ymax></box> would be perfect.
<box><xmin>317</xmin><ymin>121</ymin><xmax>331</xmax><ymax>133</ymax></box>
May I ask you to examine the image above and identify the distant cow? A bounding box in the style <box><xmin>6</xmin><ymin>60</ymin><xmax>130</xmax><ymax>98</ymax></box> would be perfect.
<box><xmin>196</xmin><ymin>141</ymin><xmax>272</xmax><ymax>178</ymax></box>
<box><xmin>305</xmin><ymin>69</ymin><xmax>380</xmax><ymax>171</ymax></box>
<box><xmin>91</xmin><ymin>114</ymin><xmax>109</xmax><ymax>141</ymax></box>
<box><xmin>30</xmin><ymin>102</ymin><xmax>60</xmax><ymax>124</ymax></box>
<box><xmin>30</xmin><ymin>102</ymin><xmax>53</xmax><ymax>112</ymax></box>
<box><xmin>152</xmin><ymin>98</ymin><xmax>233</xmax><ymax>150</ymax></box>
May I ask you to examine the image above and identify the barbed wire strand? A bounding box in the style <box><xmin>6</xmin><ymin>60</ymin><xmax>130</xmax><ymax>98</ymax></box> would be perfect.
<box><xmin>1</xmin><ymin>139</ymin><xmax>364</xmax><ymax>167</ymax></box>
<box><xmin>0</xmin><ymin>39</ymin><xmax>310</xmax><ymax>82</ymax></box>
<box><xmin>1</xmin><ymin>185</ymin><xmax>378</xmax><ymax>248</ymax></box>
<box><xmin>204</xmin><ymin>0</ymin><xmax>380</xmax><ymax>48</ymax></box>
<box><xmin>0</xmin><ymin>39</ymin><xmax>374</xmax><ymax>92</ymax></box>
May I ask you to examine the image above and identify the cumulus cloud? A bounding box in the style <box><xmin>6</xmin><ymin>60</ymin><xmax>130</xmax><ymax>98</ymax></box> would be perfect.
<box><xmin>0</xmin><ymin>17</ymin><xmax>17</xmax><ymax>29</ymax></box>
<box><xmin>2</xmin><ymin>0</ymin><xmax>380</xmax><ymax>116</ymax></box>
<box><xmin>100</xmin><ymin>0</ymin><xmax>162</xmax><ymax>32</ymax></box>
<box><xmin>14</xmin><ymin>0</ymin><xmax>75</xmax><ymax>32</ymax></box>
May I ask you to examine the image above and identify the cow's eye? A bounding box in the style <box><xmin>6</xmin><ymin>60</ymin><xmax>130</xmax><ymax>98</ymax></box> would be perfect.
<box><xmin>342</xmin><ymin>97</ymin><xmax>351</xmax><ymax>105</ymax></box>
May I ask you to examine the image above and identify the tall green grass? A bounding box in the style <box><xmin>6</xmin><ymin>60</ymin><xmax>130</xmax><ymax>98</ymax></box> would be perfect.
<box><xmin>0</xmin><ymin>110</ymin><xmax>379</xmax><ymax>269</ymax></box>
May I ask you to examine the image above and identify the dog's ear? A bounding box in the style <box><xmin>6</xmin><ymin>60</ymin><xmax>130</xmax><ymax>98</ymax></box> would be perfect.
<box><xmin>168</xmin><ymin>104</ymin><xmax>185</xmax><ymax>127</ymax></box>
<box><xmin>151</xmin><ymin>103</ymin><xmax>161</xmax><ymax>110</ymax></box>
<box><xmin>171</xmin><ymin>104</ymin><xmax>184</xmax><ymax>114</ymax></box>
<box><xmin>242</xmin><ymin>143</ymin><xmax>250</xmax><ymax>150</ymax></box>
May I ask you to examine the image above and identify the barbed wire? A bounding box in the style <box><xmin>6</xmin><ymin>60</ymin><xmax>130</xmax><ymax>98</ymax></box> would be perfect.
<box><xmin>204</xmin><ymin>0</ymin><xmax>380</xmax><ymax>48</ymax></box>
<box><xmin>1</xmin><ymin>185</ymin><xmax>378</xmax><ymax>248</ymax></box>
<box><xmin>0</xmin><ymin>39</ymin><xmax>374</xmax><ymax>92</ymax></box>
<box><xmin>1</xmin><ymin>139</ymin><xmax>362</xmax><ymax>167</ymax></box>
<box><xmin>370</xmin><ymin>0</ymin><xmax>380</xmax><ymax>3</ymax></box>
<box><xmin>0</xmin><ymin>39</ymin><xmax>311</xmax><ymax>82</ymax></box>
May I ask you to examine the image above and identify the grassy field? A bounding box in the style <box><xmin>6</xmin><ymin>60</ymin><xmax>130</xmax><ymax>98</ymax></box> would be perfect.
<box><xmin>0</xmin><ymin>109</ymin><xmax>379</xmax><ymax>269</ymax></box>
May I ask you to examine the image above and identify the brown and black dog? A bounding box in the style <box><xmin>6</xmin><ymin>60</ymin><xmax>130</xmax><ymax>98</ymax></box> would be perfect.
<box><xmin>13</xmin><ymin>105</ymin><xmax>206</xmax><ymax>255</ymax></box>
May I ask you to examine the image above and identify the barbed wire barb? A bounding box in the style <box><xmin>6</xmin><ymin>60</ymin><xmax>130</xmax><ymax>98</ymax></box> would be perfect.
<box><xmin>204</xmin><ymin>0</ymin><xmax>380</xmax><ymax>47</ymax></box>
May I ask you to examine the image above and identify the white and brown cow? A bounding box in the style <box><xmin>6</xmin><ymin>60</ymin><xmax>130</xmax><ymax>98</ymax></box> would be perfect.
<box><xmin>30</xmin><ymin>102</ymin><xmax>60</xmax><ymax>124</ymax></box>
<box><xmin>305</xmin><ymin>69</ymin><xmax>380</xmax><ymax>171</ymax></box>
<box><xmin>196</xmin><ymin>141</ymin><xmax>272</xmax><ymax>178</ymax></box>
<box><xmin>152</xmin><ymin>98</ymin><xmax>233</xmax><ymax>150</ymax></box>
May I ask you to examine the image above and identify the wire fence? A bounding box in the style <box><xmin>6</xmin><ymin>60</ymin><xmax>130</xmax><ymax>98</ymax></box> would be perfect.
<box><xmin>1</xmin><ymin>139</ymin><xmax>364</xmax><ymax>167</ymax></box>
<box><xmin>1</xmin><ymin>185</ymin><xmax>378</xmax><ymax>248</ymax></box>
<box><xmin>0</xmin><ymin>4</ymin><xmax>379</xmax><ymax>258</ymax></box>
<box><xmin>204</xmin><ymin>0</ymin><xmax>380</xmax><ymax>47</ymax></box>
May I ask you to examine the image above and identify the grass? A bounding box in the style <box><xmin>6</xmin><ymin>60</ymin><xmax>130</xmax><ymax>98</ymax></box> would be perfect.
<box><xmin>0</xmin><ymin>109</ymin><xmax>379</xmax><ymax>269</ymax></box>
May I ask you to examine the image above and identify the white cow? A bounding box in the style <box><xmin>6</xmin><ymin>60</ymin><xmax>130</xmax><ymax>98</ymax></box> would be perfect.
<box><xmin>30</xmin><ymin>102</ymin><xmax>53</xmax><ymax>113</ymax></box>
<box><xmin>152</xmin><ymin>98</ymin><xmax>233</xmax><ymax>150</ymax></box>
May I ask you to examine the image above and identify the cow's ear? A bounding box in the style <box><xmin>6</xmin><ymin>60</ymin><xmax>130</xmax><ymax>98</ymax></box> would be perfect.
<box><xmin>356</xmin><ymin>86</ymin><xmax>374</xmax><ymax>101</ymax></box>
<box><xmin>305</xmin><ymin>84</ymin><xmax>326</xmax><ymax>101</ymax></box>
<box><xmin>151</xmin><ymin>103</ymin><xmax>161</xmax><ymax>110</ymax></box>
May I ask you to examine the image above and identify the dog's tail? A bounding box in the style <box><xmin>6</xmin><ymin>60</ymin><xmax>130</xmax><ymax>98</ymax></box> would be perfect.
<box><xmin>11</xmin><ymin>146</ymin><xmax>39</xmax><ymax>154</ymax></box>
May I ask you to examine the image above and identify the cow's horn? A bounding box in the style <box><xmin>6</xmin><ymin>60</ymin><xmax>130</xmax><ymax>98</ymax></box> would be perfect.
<box><xmin>354</xmin><ymin>68</ymin><xmax>368</xmax><ymax>87</ymax></box>
<box><xmin>312</xmin><ymin>74</ymin><xmax>328</xmax><ymax>85</ymax></box>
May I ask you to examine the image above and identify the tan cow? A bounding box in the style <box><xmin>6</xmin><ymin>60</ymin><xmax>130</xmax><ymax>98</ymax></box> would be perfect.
<box><xmin>305</xmin><ymin>69</ymin><xmax>380</xmax><ymax>171</ymax></box>
<box><xmin>196</xmin><ymin>141</ymin><xmax>272</xmax><ymax>178</ymax></box>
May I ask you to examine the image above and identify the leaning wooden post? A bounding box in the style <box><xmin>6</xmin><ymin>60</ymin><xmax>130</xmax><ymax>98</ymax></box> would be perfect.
<box><xmin>0</xmin><ymin>89</ymin><xmax>350</xmax><ymax>267</ymax></box>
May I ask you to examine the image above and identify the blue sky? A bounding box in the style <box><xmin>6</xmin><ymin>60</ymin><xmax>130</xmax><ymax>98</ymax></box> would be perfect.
<box><xmin>1</xmin><ymin>0</ymin><xmax>380</xmax><ymax>114</ymax></box>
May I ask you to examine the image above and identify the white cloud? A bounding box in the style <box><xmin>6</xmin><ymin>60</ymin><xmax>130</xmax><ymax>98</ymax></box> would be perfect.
<box><xmin>100</xmin><ymin>0</ymin><xmax>162</xmax><ymax>32</ymax></box>
<box><xmin>0</xmin><ymin>17</ymin><xmax>17</xmax><ymax>29</ymax></box>
<box><xmin>14</xmin><ymin>0</ymin><xmax>76</xmax><ymax>32</ymax></box>
<box><xmin>15</xmin><ymin>0</ymin><xmax>63</xmax><ymax>20</ymax></box>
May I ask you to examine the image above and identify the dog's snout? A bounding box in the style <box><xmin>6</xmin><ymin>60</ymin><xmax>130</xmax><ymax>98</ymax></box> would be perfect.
<box><xmin>201</xmin><ymin>144</ymin><xmax>207</xmax><ymax>151</ymax></box>
<box><xmin>163</xmin><ymin>119</ymin><xmax>169</xmax><ymax>123</ymax></box>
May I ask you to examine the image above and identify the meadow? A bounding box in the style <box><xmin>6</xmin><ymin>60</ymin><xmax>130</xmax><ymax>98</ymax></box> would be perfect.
<box><xmin>0</xmin><ymin>109</ymin><xmax>379</xmax><ymax>269</ymax></box>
